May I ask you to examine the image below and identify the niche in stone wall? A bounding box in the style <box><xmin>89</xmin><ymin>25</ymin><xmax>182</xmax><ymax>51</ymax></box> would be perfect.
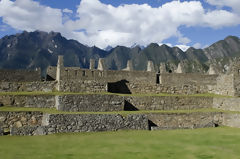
<box><xmin>156</xmin><ymin>73</ymin><xmax>160</xmax><ymax>84</ymax></box>
<box><xmin>107</xmin><ymin>80</ymin><xmax>131</xmax><ymax>94</ymax></box>
<box><xmin>82</xmin><ymin>70</ymin><xmax>86</xmax><ymax>76</ymax></box>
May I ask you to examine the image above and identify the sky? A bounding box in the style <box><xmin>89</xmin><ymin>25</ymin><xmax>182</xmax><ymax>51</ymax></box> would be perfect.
<box><xmin>0</xmin><ymin>0</ymin><xmax>240</xmax><ymax>51</ymax></box>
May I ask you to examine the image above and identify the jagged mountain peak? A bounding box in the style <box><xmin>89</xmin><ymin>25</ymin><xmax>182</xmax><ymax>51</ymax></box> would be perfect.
<box><xmin>0</xmin><ymin>30</ymin><xmax>240</xmax><ymax>74</ymax></box>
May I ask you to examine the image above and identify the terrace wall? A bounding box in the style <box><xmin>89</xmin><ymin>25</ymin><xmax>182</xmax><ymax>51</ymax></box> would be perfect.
<box><xmin>125</xmin><ymin>96</ymin><xmax>213</xmax><ymax>110</ymax></box>
<box><xmin>8</xmin><ymin>113</ymin><xmax>149</xmax><ymax>135</ymax></box>
<box><xmin>148</xmin><ymin>112</ymin><xmax>223</xmax><ymax>130</ymax></box>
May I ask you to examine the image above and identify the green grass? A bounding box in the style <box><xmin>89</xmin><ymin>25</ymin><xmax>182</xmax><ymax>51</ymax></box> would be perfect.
<box><xmin>0</xmin><ymin>91</ymin><xmax>232</xmax><ymax>98</ymax></box>
<box><xmin>0</xmin><ymin>106</ymin><xmax>225</xmax><ymax>115</ymax></box>
<box><xmin>0</xmin><ymin>127</ymin><xmax>240</xmax><ymax>159</ymax></box>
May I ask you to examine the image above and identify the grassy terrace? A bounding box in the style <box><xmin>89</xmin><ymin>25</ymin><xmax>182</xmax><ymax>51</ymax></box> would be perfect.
<box><xmin>0</xmin><ymin>91</ymin><xmax>233</xmax><ymax>98</ymax></box>
<box><xmin>1</xmin><ymin>127</ymin><xmax>240</xmax><ymax>159</ymax></box>
<box><xmin>0</xmin><ymin>106</ymin><xmax>236</xmax><ymax>115</ymax></box>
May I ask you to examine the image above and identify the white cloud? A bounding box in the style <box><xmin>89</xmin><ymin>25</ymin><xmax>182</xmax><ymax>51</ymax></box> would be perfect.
<box><xmin>0</xmin><ymin>0</ymin><xmax>239</xmax><ymax>49</ymax></box>
<box><xmin>63</xmin><ymin>8</ymin><xmax>73</xmax><ymax>14</ymax></box>
<box><xmin>193</xmin><ymin>43</ymin><xmax>202</xmax><ymax>49</ymax></box>
<box><xmin>0</xmin><ymin>0</ymin><xmax>63</xmax><ymax>32</ymax></box>
<box><xmin>206</xmin><ymin>0</ymin><xmax>240</xmax><ymax>13</ymax></box>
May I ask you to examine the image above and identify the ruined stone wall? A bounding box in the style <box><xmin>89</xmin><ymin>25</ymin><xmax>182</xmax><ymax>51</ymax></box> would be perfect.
<box><xmin>213</xmin><ymin>97</ymin><xmax>240</xmax><ymax>111</ymax></box>
<box><xmin>0</xmin><ymin>111</ymin><xmax>43</xmax><ymax>135</ymax></box>
<box><xmin>7</xmin><ymin>113</ymin><xmax>149</xmax><ymax>136</ymax></box>
<box><xmin>0</xmin><ymin>69</ymin><xmax>41</xmax><ymax>82</ymax></box>
<box><xmin>48</xmin><ymin>67</ymin><xmax>156</xmax><ymax>84</ymax></box>
<box><xmin>233</xmin><ymin>74</ymin><xmax>240</xmax><ymax>97</ymax></box>
<box><xmin>1</xmin><ymin>94</ymin><xmax>214</xmax><ymax>112</ymax></box>
<box><xmin>45</xmin><ymin>114</ymin><xmax>148</xmax><ymax>134</ymax></box>
<box><xmin>125</xmin><ymin>96</ymin><xmax>213</xmax><ymax>110</ymax></box>
<box><xmin>0</xmin><ymin>81</ymin><xmax>56</xmax><ymax>92</ymax></box>
<box><xmin>222</xmin><ymin>113</ymin><xmax>240</xmax><ymax>128</ymax></box>
<box><xmin>213</xmin><ymin>74</ymin><xmax>235</xmax><ymax>96</ymax></box>
<box><xmin>125</xmin><ymin>83</ymin><xmax>210</xmax><ymax>95</ymax></box>
<box><xmin>56</xmin><ymin>94</ymin><xmax>124</xmax><ymax>112</ymax></box>
<box><xmin>0</xmin><ymin>95</ymin><xmax>55</xmax><ymax>108</ymax></box>
<box><xmin>160</xmin><ymin>73</ymin><xmax>218</xmax><ymax>86</ymax></box>
<box><xmin>59</xmin><ymin>80</ymin><xmax>106</xmax><ymax>93</ymax></box>
<box><xmin>148</xmin><ymin>112</ymin><xmax>222</xmax><ymax>130</ymax></box>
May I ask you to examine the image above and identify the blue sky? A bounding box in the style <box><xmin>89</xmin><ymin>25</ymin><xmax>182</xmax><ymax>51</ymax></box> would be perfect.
<box><xmin>0</xmin><ymin>0</ymin><xmax>240</xmax><ymax>51</ymax></box>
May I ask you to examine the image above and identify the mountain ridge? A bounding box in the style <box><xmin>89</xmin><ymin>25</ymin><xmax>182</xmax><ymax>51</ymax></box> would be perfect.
<box><xmin>0</xmin><ymin>31</ymin><xmax>240</xmax><ymax>74</ymax></box>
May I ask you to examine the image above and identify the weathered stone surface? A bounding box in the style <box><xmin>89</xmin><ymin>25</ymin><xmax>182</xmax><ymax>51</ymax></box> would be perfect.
<box><xmin>0</xmin><ymin>81</ymin><xmax>56</xmax><ymax>92</ymax></box>
<box><xmin>213</xmin><ymin>97</ymin><xmax>240</xmax><ymax>111</ymax></box>
<box><xmin>125</xmin><ymin>96</ymin><xmax>213</xmax><ymax>110</ymax></box>
<box><xmin>57</xmin><ymin>94</ymin><xmax>125</xmax><ymax>112</ymax></box>
<box><xmin>8</xmin><ymin>113</ymin><xmax>149</xmax><ymax>135</ymax></box>
<box><xmin>33</xmin><ymin>126</ymin><xmax>47</xmax><ymax>135</ymax></box>
<box><xmin>47</xmin><ymin>114</ymin><xmax>149</xmax><ymax>133</ymax></box>
<box><xmin>122</xmin><ymin>60</ymin><xmax>133</xmax><ymax>71</ymax></box>
<box><xmin>0</xmin><ymin>112</ymin><xmax>43</xmax><ymax>135</ymax></box>
<box><xmin>59</xmin><ymin>80</ymin><xmax>106</xmax><ymax>93</ymax></box>
<box><xmin>222</xmin><ymin>113</ymin><xmax>240</xmax><ymax>128</ymax></box>
<box><xmin>0</xmin><ymin>95</ymin><xmax>55</xmax><ymax>108</ymax></box>
<box><xmin>97</xmin><ymin>58</ymin><xmax>105</xmax><ymax>71</ymax></box>
<box><xmin>147</xmin><ymin>61</ymin><xmax>154</xmax><ymax>72</ymax></box>
<box><xmin>147</xmin><ymin>112</ymin><xmax>222</xmax><ymax>129</ymax></box>
<box><xmin>175</xmin><ymin>63</ymin><xmax>185</xmax><ymax>73</ymax></box>
<box><xmin>11</xmin><ymin>126</ymin><xmax>38</xmax><ymax>136</ymax></box>
<box><xmin>15</xmin><ymin>121</ymin><xmax>23</xmax><ymax>128</ymax></box>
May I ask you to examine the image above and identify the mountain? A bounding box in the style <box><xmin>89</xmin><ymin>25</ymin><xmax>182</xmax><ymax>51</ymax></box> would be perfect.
<box><xmin>0</xmin><ymin>31</ymin><xmax>240</xmax><ymax>74</ymax></box>
<box><xmin>203</xmin><ymin>36</ymin><xmax>240</xmax><ymax>59</ymax></box>
<box><xmin>0</xmin><ymin>31</ymin><xmax>110</xmax><ymax>73</ymax></box>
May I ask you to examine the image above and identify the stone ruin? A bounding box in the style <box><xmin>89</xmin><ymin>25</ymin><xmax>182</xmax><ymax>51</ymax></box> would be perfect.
<box><xmin>1</xmin><ymin>56</ymin><xmax>240</xmax><ymax>136</ymax></box>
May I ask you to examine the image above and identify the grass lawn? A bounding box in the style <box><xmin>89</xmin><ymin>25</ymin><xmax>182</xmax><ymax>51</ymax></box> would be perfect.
<box><xmin>0</xmin><ymin>127</ymin><xmax>240</xmax><ymax>159</ymax></box>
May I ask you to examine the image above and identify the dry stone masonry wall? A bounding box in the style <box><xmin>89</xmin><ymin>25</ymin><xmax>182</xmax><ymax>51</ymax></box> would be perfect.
<box><xmin>56</xmin><ymin>94</ymin><xmax>125</xmax><ymax>112</ymax></box>
<box><xmin>148</xmin><ymin>112</ymin><xmax>223</xmax><ymax>130</ymax></box>
<box><xmin>0</xmin><ymin>81</ymin><xmax>56</xmax><ymax>92</ymax></box>
<box><xmin>6</xmin><ymin>113</ymin><xmax>149</xmax><ymax>136</ymax></box>
<box><xmin>125</xmin><ymin>96</ymin><xmax>213</xmax><ymax>110</ymax></box>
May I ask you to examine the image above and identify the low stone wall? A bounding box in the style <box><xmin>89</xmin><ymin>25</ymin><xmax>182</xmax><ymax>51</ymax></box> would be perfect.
<box><xmin>212</xmin><ymin>74</ymin><xmax>235</xmax><ymax>96</ymax></box>
<box><xmin>46</xmin><ymin>114</ymin><xmax>148</xmax><ymax>134</ymax></box>
<box><xmin>1</xmin><ymin>94</ymin><xmax>214</xmax><ymax>111</ymax></box>
<box><xmin>0</xmin><ymin>111</ymin><xmax>43</xmax><ymax>135</ymax></box>
<box><xmin>0</xmin><ymin>81</ymin><xmax>56</xmax><ymax>92</ymax></box>
<box><xmin>124</xmin><ymin>96</ymin><xmax>213</xmax><ymax>110</ymax></box>
<box><xmin>123</xmin><ymin>82</ymin><xmax>212</xmax><ymax>95</ymax></box>
<box><xmin>59</xmin><ymin>80</ymin><xmax>106</xmax><ymax>92</ymax></box>
<box><xmin>148</xmin><ymin>112</ymin><xmax>223</xmax><ymax>130</ymax></box>
<box><xmin>160</xmin><ymin>73</ymin><xmax>218</xmax><ymax>86</ymax></box>
<box><xmin>213</xmin><ymin>97</ymin><xmax>240</xmax><ymax>111</ymax></box>
<box><xmin>0</xmin><ymin>95</ymin><xmax>55</xmax><ymax>108</ymax></box>
<box><xmin>3</xmin><ymin>111</ymin><xmax>240</xmax><ymax>136</ymax></box>
<box><xmin>9</xmin><ymin>113</ymin><xmax>149</xmax><ymax>136</ymax></box>
<box><xmin>222</xmin><ymin>113</ymin><xmax>240</xmax><ymax>128</ymax></box>
<box><xmin>56</xmin><ymin>94</ymin><xmax>124</xmax><ymax>112</ymax></box>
